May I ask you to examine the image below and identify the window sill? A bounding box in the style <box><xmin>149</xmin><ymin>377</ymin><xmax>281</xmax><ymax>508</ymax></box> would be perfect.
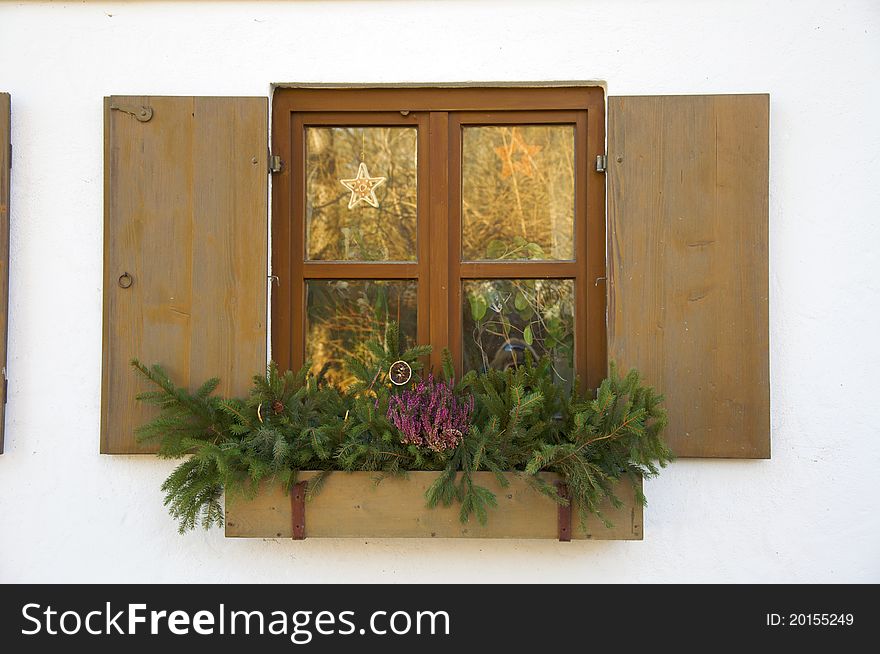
<box><xmin>224</xmin><ymin>471</ymin><xmax>642</xmax><ymax>540</ymax></box>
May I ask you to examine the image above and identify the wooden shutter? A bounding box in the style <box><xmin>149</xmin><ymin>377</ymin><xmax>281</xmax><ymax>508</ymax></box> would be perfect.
<box><xmin>102</xmin><ymin>96</ymin><xmax>268</xmax><ymax>454</ymax></box>
<box><xmin>608</xmin><ymin>94</ymin><xmax>769</xmax><ymax>458</ymax></box>
<box><xmin>0</xmin><ymin>93</ymin><xmax>10</xmax><ymax>454</ymax></box>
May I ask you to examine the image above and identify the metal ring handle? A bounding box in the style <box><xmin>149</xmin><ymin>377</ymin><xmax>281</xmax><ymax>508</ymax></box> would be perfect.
<box><xmin>118</xmin><ymin>272</ymin><xmax>133</xmax><ymax>289</ymax></box>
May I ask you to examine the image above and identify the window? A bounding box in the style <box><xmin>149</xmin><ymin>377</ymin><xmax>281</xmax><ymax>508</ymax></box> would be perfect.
<box><xmin>101</xmin><ymin>90</ymin><xmax>769</xmax><ymax>461</ymax></box>
<box><xmin>271</xmin><ymin>87</ymin><xmax>607</xmax><ymax>390</ymax></box>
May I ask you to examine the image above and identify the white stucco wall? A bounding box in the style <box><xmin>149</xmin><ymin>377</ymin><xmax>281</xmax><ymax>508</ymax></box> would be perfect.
<box><xmin>0</xmin><ymin>0</ymin><xmax>878</xmax><ymax>583</ymax></box>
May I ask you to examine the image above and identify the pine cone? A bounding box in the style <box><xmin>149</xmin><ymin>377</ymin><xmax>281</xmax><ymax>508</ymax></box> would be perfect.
<box><xmin>272</xmin><ymin>400</ymin><xmax>284</xmax><ymax>415</ymax></box>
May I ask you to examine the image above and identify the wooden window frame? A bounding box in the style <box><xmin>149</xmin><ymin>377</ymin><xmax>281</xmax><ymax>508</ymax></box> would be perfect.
<box><xmin>272</xmin><ymin>86</ymin><xmax>607</xmax><ymax>389</ymax></box>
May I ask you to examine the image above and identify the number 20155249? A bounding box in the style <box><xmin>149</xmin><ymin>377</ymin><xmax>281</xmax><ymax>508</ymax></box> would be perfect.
<box><xmin>766</xmin><ymin>614</ymin><xmax>854</xmax><ymax>627</ymax></box>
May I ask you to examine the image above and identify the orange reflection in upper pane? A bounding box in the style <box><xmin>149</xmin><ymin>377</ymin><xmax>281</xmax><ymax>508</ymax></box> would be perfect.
<box><xmin>462</xmin><ymin>125</ymin><xmax>575</xmax><ymax>261</ymax></box>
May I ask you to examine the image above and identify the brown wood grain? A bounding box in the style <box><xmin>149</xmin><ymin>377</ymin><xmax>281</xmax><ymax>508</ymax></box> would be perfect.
<box><xmin>608</xmin><ymin>94</ymin><xmax>770</xmax><ymax>458</ymax></box>
<box><xmin>584</xmin><ymin>97</ymin><xmax>607</xmax><ymax>389</ymax></box>
<box><xmin>427</xmin><ymin>112</ymin><xmax>449</xmax><ymax>373</ymax></box>
<box><xmin>459</xmin><ymin>261</ymin><xmax>578</xmax><ymax>278</ymax></box>
<box><xmin>101</xmin><ymin>96</ymin><xmax>268</xmax><ymax>454</ymax></box>
<box><xmin>274</xmin><ymin>87</ymin><xmax>601</xmax><ymax>113</ymax></box>
<box><xmin>300</xmin><ymin>262</ymin><xmax>419</xmax><ymax>279</ymax></box>
<box><xmin>0</xmin><ymin>93</ymin><xmax>9</xmax><ymax>453</ymax></box>
<box><xmin>446</xmin><ymin>112</ymin><xmax>464</xmax><ymax>374</ymax></box>
<box><xmin>270</xmin><ymin>93</ymin><xmax>293</xmax><ymax>372</ymax></box>
<box><xmin>225</xmin><ymin>471</ymin><xmax>643</xmax><ymax>540</ymax></box>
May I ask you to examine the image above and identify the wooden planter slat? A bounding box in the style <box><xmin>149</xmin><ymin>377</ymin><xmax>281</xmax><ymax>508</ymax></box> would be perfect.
<box><xmin>225</xmin><ymin>471</ymin><xmax>643</xmax><ymax>540</ymax></box>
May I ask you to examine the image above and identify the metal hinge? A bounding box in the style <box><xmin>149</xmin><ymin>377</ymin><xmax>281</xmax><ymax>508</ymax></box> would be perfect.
<box><xmin>595</xmin><ymin>154</ymin><xmax>607</xmax><ymax>173</ymax></box>
<box><xmin>269</xmin><ymin>154</ymin><xmax>284</xmax><ymax>174</ymax></box>
<box><xmin>109</xmin><ymin>102</ymin><xmax>153</xmax><ymax>123</ymax></box>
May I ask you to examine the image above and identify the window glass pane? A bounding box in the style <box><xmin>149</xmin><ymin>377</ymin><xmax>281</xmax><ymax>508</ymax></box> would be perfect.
<box><xmin>461</xmin><ymin>125</ymin><xmax>575</xmax><ymax>261</ymax></box>
<box><xmin>306</xmin><ymin>127</ymin><xmax>418</xmax><ymax>261</ymax></box>
<box><xmin>462</xmin><ymin>279</ymin><xmax>574</xmax><ymax>386</ymax></box>
<box><xmin>305</xmin><ymin>280</ymin><xmax>418</xmax><ymax>387</ymax></box>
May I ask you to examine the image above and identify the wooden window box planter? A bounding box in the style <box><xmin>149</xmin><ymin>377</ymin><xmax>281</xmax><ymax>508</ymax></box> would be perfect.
<box><xmin>225</xmin><ymin>471</ymin><xmax>642</xmax><ymax>541</ymax></box>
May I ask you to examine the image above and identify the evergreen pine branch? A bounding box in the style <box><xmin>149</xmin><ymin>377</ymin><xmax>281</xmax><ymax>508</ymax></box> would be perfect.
<box><xmin>133</xmin><ymin>325</ymin><xmax>672</xmax><ymax>534</ymax></box>
<box><xmin>440</xmin><ymin>348</ymin><xmax>456</xmax><ymax>382</ymax></box>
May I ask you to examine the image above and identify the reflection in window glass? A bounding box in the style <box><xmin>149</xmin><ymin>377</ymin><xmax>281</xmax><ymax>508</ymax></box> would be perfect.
<box><xmin>462</xmin><ymin>125</ymin><xmax>575</xmax><ymax>261</ymax></box>
<box><xmin>462</xmin><ymin>279</ymin><xmax>574</xmax><ymax>386</ymax></box>
<box><xmin>306</xmin><ymin>280</ymin><xmax>418</xmax><ymax>388</ymax></box>
<box><xmin>306</xmin><ymin>127</ymin><xmax>418</xmax><ymax>262</ymax></box>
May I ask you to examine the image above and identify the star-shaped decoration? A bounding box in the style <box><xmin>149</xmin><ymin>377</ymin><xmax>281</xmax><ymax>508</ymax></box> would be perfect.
<box><xmin>339</xmin><ymin>162</ymin><xmax>386</xmax><ymax>209</ymax></box>
<box><xmin>494</xmin><ymin>130</ymin><xmax>543</xmax><ymax>178</ymax></box>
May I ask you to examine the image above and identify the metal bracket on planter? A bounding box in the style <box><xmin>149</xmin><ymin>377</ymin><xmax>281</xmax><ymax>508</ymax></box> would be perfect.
<box><xmin>291</xmin><ymin>481</ymin><xmax>307</xmax><ymax>540</ymax></box>
<box><xmin>556</xmin><ymin>482</ymin><xmax>572</xmax><ymax>542</ymax></box>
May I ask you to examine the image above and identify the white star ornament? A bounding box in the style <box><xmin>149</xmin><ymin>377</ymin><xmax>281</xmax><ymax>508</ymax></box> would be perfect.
<box><xmin>339</xmin><ymin>162</ymin><xmax>386</xmax><ymax>209</ymax></box>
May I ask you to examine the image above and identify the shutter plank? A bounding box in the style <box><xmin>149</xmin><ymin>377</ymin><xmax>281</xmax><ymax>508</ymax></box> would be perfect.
<box><xmin>0</xmin><ymin>93</ymin><xmax>10</xmax><ymax>453</ymax></box>
<box><xmin>102</xmin><ymin>96</ymin><xmax>268</xmax><ymax>454</ymax></box>
<box><xmin>608</xmin><ymin>94</ymin><xmax>769</xmax><ymax>458</ymax></box>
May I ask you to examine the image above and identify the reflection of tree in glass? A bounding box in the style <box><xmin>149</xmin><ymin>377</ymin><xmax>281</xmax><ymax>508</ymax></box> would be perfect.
<box><xmin>462</xmin><ymin>125</ymin><xmax>575</xmax><ymax>261</ymax></box>
<box><xmin>306</xmin><ymin>127</ymin><xmax>418</xmax><ymax>261</ymax></box>
<box><xmin>463</xmin><ymin>279</ymin><xmax>574</xmax><ymax>386</ymax></box>
<box><xmin>306</xmin><ymin>280</ymin><xmax>418</xmax><ymax>388</ymax></box>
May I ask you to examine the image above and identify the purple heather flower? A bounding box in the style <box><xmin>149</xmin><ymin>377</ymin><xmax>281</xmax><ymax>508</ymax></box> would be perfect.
<box><xmin>386</xmin><ymin>374</ymin><xmax>473</xmax><ymax>452</ymax></box>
